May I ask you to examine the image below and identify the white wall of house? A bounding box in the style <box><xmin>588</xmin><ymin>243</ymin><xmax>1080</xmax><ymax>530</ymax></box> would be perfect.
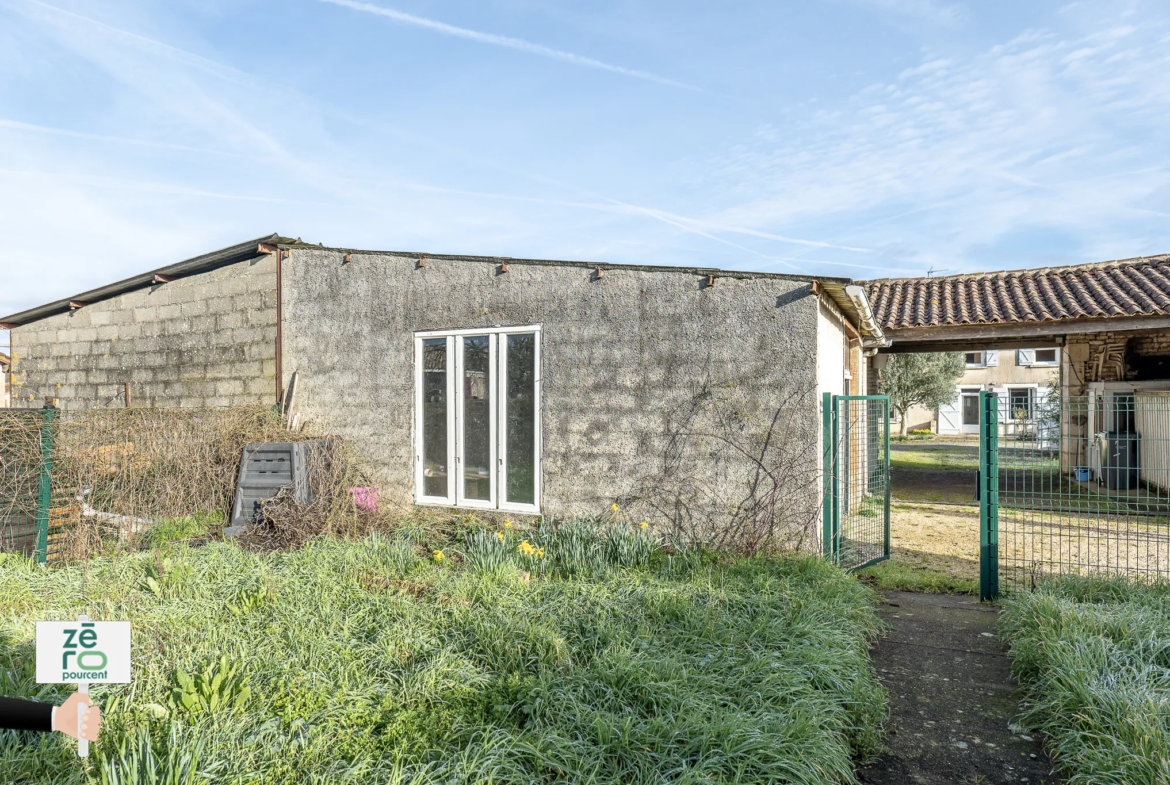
<box><xmin>905</xmin><ymin>347</ymin><xmax>1061</xmax><ymax>434</ymax></box>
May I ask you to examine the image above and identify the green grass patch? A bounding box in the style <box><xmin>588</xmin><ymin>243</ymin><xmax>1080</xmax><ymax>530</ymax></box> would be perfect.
<box><xmin>0</xmin><ymin>525</ymin><xmax>886</xmax><ymax>784</ymax></box>
<box><xmin>999</xmin><ymin>576</ymin><xmax>1170</xmax><ymax>784</ymax></box>
<box><xmin>857</xmin><ymin>556</ymin><xmax>978</xmax><ymax>595</ymax></box>
<box><xmin>890</xmin><ymin>444</ymin><xmax>980</xmax><ymax>472</ymax></box>
<box><xmin>138</xmin><ymin>511</ymin><xmax>224</xmax><ymax>551</ymax></box>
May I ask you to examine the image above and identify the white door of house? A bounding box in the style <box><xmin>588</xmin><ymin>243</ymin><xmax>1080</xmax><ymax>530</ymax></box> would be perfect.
<box><xmin>960</xmin><ymin>388</ymin><xmax>981</xmax><ymax>435</ymax></box>
<box><xmin>939</xmin><ymin>390</ymin><xmax>962</xmax><ymax>434</ymax></box>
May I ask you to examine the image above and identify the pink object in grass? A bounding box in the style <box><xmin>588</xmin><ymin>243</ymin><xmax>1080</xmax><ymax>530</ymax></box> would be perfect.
<box><xmin>348</xmin><ymin>487</ymin><xmax>378</xmax><ymax>512</ymax></box>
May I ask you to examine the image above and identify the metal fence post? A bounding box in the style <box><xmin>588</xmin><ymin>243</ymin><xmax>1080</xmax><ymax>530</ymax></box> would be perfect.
<box><xmin>822</xmin><ymin>392</ymin><xmax>834</xmax><ymax>560</ymax></box>
<box><xmin>34</xmin><ymin>404</ymin><xmax>56</xmax><ymax>565</ymax></box>
<box><xmin>979</xmin><ymin>391</ymin><xmax>999</xmax><ymax>601</ymax></box>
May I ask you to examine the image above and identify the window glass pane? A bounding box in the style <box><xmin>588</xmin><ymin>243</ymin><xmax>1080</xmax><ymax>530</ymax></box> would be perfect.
<box><xmin>1035</xmin><ymin>349</ymin><xmax>1057</xmax><ymax>363</ymax></box>
<box><xmin>421</xmin><ymin>339</ymin><xmax>448</xmax><ymax>498</ymax></box>
<box><xmin>962</xmin><ymin>394</ymin><xmax>979</xmax><ymax>425</ymax></box>
<box><xmin>965</xmin><ymin>352</ymin><xmax>981</xmax><ymax>364</ymax></box>
<box><xmin>1009</xmin><ymin>389</ymin><xmax>1033</xmax><ymax>420</ymax></box>
<box><xmin>463</xmin><ymin>336</ymin><xmax>492</xmax><ymax>501</ymax></box>
<box><xmin>505</xmin><ymin>333</ymin><xmax>536</xmax><ymax>505</ymax></box>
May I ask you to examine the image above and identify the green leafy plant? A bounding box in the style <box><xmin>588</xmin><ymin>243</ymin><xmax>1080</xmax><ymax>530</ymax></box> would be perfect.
<box><xmin>227</xmin><ymin>584</ymin><xmax>270</xmax><ymax>617</ymax></box>
<box><xmin>139</xmin><ymin>557</ymin><xmax>172</xmax><ymax>598</ymax></box>
<box><xmin>168</xmin><ymin>655</ymin><xmax>251</xmax><ymax>717</ymax></box>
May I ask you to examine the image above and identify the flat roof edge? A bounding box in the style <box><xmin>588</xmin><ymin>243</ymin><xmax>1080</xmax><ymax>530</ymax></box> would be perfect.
<box><xmin>1</xmin><ymin>233</ymin><xmax>285</xmax><ymax>327</ymax></box>
<box><xmin>284</xmin><ymin>243</ymin><xmax>854</xmax><ymax>285</ymax></box>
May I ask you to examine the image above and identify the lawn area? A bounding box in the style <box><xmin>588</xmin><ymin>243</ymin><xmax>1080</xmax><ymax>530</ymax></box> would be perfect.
<box><xmin>0</xmin><ymin>523</ymin><xmax>886</xmax><ymax>784</ymax></box>
<box><xmin>891</xmin><ymin>442</ymin><xmax>980</xmax><ymax>505</ymax></box>
<box><xmin>999</xmin><ymin>576</ymin><xmax>1170</xmax><ymax>784</ymax></box>
<box><xmin>856</xmin><ymin>502</ymin><xmax>980</xmax><ymax>595</ymax></box>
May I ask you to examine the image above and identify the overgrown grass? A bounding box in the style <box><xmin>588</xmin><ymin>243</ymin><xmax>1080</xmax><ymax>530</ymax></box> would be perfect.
<box><xmin>999</xmin><ymin>576</ymin><xmax>1170</xmax><ymax>785</ymax></box>
<box><xmin>0</xmin><ymin>522</ymin><xmax>886</xmax><ymax>784</ymax></box>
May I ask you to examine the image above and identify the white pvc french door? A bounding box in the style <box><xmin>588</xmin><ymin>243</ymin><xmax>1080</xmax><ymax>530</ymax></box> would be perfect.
<box><xmin>413</xmin><ymin>326</ymin><xmax>541</xmax><ymax>513</ymax></box>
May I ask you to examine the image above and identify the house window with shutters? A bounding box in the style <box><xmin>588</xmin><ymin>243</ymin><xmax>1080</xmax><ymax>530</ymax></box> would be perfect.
<box><xmin>1018</xmin><ymin>348</ymin><xmax>1059</xmax><ymax>367</ymax></box>
<box><xmin>413</xmin><ymin>326</ymin><xmax>541</xmax><ymax>513</ymax></box>
<box><xmin>965</xmin><ymin>350</ymin><xmax>998</xmax><ymax>368</ymax></box>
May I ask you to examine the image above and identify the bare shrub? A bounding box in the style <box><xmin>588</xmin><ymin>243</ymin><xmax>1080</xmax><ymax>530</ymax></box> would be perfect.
<box><xmin>236</xmin><ymin>438</ymin><xmax>383</xmax><ymax>552</ymax></box>
<box><xmin>621</xmin><ymin>381</ymin><xmax>822</xmax><ymax>555</ymax></box>
<box><xmin>0</xmin><ymin>407</ymin><xmax>331</xmax><ymax>560</ymax></box>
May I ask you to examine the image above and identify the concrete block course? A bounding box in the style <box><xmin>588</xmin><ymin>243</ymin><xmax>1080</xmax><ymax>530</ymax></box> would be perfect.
<box><xmin>11</xmin><ymin>256</ymin><xmax>278</xmax><ymax>410</ymax></box>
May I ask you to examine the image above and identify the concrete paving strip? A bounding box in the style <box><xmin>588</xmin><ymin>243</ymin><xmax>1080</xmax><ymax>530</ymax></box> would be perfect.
<box><xmin>855</xmin><ymin>591</ymin><xmax>1059</xmax><ymax>785</ymax></box>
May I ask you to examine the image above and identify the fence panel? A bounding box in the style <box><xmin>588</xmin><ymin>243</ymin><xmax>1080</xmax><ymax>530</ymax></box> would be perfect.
<box><xmin>0</xmin><ymin>405</ymin><xmax>304</xmax><ymax>564</ymax></box>
<box><xmin>0</xmin><ymin>408</ymin><xmax>50</xmax><ymax>559</ymax></box>
<box><xmin>824</xmin><ymin>394</ymin><xmax>891</xmax><ymax>571</ymax></box>
<box><xmin>982</xmin><ymin>392</ymin><xmax>1170</xmax><ymax>596</ymax></box>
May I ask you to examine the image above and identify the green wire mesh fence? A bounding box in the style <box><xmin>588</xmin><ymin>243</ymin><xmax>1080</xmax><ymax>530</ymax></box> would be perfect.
<box><xmin>823</xmin><ymin>394</ymin><xmax>891</xmax><ymax>571</ymax></box>
<box><xmin>0</xmin><ymin>405</ymin><xmax>308</xmax><ymax>564</ymax></box>
<box><xmin>980</xmin><ymin>389</ymin><xmax>1170</xmax><ymax>597</ymax></box>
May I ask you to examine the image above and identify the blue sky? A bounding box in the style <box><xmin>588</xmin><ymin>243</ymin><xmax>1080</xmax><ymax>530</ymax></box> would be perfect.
<box><xmin>2</xmin><ymin>0</ymin><xmax>1170</xmax><ymax>338</ymax></box>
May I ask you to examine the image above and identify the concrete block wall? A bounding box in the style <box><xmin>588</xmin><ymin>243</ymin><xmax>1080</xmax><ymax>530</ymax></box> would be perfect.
<box><xmin>281</xmin><ymin>247</ymin><xmax>824</xmax><ymax>523</ymax></box>
<box><xmin>9</xmin><ymin>257</ymin><xmax>277</xmax><ymax>410</ymax></box>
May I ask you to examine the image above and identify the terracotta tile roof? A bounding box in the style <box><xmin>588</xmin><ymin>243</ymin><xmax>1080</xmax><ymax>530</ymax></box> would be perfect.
<box><xmin>864</xmin><ymin>254</ymin><xmax>1170</xmax><ymax>330</ymax></box>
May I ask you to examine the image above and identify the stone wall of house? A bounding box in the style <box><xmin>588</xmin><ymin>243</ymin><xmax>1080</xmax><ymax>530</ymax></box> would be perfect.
<box><xmin>1063</xmin><ymin>328</ymin><xmax>1170</xmax><ymax>394</ymax></box>
<box><xmin>9</xmin><ymin>257</ymin><xmax>277</xmax><ymax>410</ymax></box>
<box><xmin>281</xmin><ymin>247</ymin><xmax>827</xmax><ymax>531</ymax></box>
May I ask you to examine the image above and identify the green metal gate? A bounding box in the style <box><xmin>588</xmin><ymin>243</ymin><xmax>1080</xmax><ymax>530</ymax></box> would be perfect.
<box><xmin>979</xmin><ymin>390</ymin><xmax>1170</xmax><ymax>600</ymax></box>
<box><xmin>823</xmin><ymin>393</ymin><xmax>891</xmax><ymax>570</ymax></box>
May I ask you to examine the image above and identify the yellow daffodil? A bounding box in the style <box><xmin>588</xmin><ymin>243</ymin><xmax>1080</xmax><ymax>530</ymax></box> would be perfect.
<box><xmin>504</xmin><ymin>520</ymin><xmax>513</xmax><ymax>529</ymax></box>
<box><xmin>611</xmin><ymin>503</ymin><xmax>619</xmax><ymax>512</ymax></box>
<box><xmin>536</xmin><ymin>548</ymin><xmax>545</xmax><ymax>558</ymax></box>
<box><xmin>640</xmin><ymin>521</ymin><xmax>649</xmax><ymax>530</ymax></box>
<box><xmin>432</xmin><ymin>549</ymin><xmax>445</xmax><ymax>562</ymax></box>
<box><xmin>496</xmin><ymin>531</ymin><xmax>504</xmax><ymax>541</ymax></box>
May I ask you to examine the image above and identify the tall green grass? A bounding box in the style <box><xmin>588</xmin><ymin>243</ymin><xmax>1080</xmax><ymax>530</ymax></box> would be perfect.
<box><xmin>0</xmin><ymin>523</ymin><xmax>884</xmax><ymax>784</ymax></box>
<box><xmin>999</xmin><ymin>576</ymin><xmax>1170</xmax><ymax>785</ymax></box>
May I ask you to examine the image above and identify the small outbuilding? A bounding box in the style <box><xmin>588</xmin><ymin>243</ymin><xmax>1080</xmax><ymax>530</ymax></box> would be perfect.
<box><xmin>0</xmin><ymin>235</ymin><xmax>885</xmax><ymax>531</ymax></box>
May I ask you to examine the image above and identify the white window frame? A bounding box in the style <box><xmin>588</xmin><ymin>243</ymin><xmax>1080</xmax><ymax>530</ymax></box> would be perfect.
<box><xmin>965</xmin><ymin>351</ymin><xmax>985</xmax><ymax>368</ymax></box>
<box><xmin>1005</xmin><ymin>384</ymin><xmax>1038</xmax><ymax>421</ymax></box>
<box><xmin>1031</xmin><ymin>348</ymin><xmax>1059</xmax><ymax>366</ymax></box>
<box><xmin>414</xmin><ymin>335</ymin><xmax>457</xmax><ymax>505</ymax></box>
<box><xmin>413</xmin><ymin>325</ymin><xmax>542</xmax><ymax>514</ymax></box>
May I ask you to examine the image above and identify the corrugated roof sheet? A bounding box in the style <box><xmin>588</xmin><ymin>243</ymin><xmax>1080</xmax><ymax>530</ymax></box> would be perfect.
<box><xmin>865</xmin><ymin>254</ymin><xmax>1170</xmax><ymax>330</ymax></box>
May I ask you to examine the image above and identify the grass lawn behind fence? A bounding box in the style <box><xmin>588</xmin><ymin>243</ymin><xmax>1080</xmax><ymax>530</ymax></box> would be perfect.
<box><xmin>0</xmin><ymin>523</ymin><xmax>886</xmax><ymax>785</ymax></box>
<box><xmin>999</xmin><ymin>576</ymin><xmax>1170</xmax><ymax>785</ymax></box>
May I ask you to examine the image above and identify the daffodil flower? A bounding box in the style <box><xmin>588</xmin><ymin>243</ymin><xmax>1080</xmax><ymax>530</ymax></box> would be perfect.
<box><xmin>433</xmin><ymin>550</ymin><xmax>445</xmax><ymax>562</ymax></box>
<box><xmin>640</xmin><ymin>521</ymin><xmax>649</xmax><ymax>530</ymax></box>
<box><xmin>611</xmin><ymin>503</ymin><xmax>620</xmax><ymax>512</ymax></box>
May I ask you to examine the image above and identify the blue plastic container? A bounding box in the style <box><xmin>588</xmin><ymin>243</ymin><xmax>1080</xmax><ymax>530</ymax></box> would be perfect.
<box><xmin>1075</xmin><ymin>467</ymin><xmax>1091</xmax><ymax>482</ymax></box>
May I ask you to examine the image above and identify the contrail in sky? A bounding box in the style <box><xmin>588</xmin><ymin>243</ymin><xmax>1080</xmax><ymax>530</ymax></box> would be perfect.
<box><xmin>318</xmin><ymin>0</ymin><xmax>699</xmax><ymax>91</ymax></box>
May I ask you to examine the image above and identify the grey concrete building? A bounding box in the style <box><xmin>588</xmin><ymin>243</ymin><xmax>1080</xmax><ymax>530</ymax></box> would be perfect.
<box><xmin>1</xmin><ymin>236</ymin><xmax>886</xmax><ymax>525</ymax></box>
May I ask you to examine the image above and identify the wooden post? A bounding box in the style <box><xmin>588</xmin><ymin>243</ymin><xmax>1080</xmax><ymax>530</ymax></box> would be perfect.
<box><xmin>123</xmin><ymin>381</ymin><xmax>131</xmax><ymax>408</ymax></box>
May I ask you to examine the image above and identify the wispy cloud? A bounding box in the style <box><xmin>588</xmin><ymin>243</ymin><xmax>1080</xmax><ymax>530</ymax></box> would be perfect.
<box><xmin>317</xmin><ymin>0</ymin><xmax>699</xmax><ymax>91</ymax></box>
<box><xmin>699</xmin><ymin>15</ymin><xmax>1170</xmax><ymax>271</ymax></box>
<box><xmin>0</xmin><ymin>118</ymin><xmax>255</xmax><ymax>158</ymax></box>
